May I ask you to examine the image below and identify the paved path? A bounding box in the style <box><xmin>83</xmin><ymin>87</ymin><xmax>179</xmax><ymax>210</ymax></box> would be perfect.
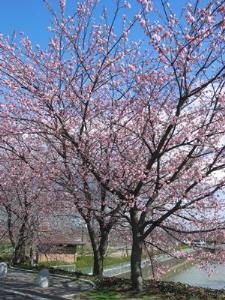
<box><xmin>0</xmin><ymin>268</ymin><xmax>93</xmax><ymax>299</ymax></box>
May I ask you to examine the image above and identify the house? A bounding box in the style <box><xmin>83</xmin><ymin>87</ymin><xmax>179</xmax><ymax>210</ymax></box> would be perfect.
<box><xmin>35</xmin><ymin>232</ymin><xmax>85</xmax><ymax>264</ymax></box>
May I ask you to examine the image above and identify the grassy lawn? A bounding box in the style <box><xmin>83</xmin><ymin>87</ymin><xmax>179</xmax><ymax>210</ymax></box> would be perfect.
<box><xmin>176</xmin><ymin>243</ymin><xmax>189</xmax><ymax>251</ymax></box>
<box><xmin>7</xmin><ymin>254</ymin><xmax>131</xmax><ymax>273</ymax></box>
<box><xmin>78</xmin><ymin>289</ymin><xmax>123</xmax><ymax>300</ymax></box>
<box><xmin>76</xmin><ymin>278</ymin><xmax>225</xmax><ymax>300</ymax></box>
<box><xmin>0</xmin><ymin>242</ymin><xmax>13</xmax><ymax>261</ymax></box>
<box><xmin>76</xmin><ymin>288</ymin><xmax>223</xmax><ymax>300</ymax></box>
<box><xmin>75</xmin><ymin>255</ymin><xmax>130</xmax><ymax>271</ymax></box>
<box><xmin>77</xmin><ymin>289</ymin><xmax>167</xmax><ymax>299</ymax></box>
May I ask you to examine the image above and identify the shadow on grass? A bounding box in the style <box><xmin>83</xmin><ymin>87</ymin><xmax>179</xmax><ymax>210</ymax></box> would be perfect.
<box><xmin>81</xmin><ymin>289</ymin><xmax>122</xmax><ymax>300</ymax></box>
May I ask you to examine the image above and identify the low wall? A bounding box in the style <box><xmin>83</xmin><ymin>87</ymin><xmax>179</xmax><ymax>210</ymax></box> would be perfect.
<box><xmin>115</xmin><ymin>256</ymin><xmax>195</xmax><ymax>280</ymax></box>
<box><xmin>39</xmin><ymin>253</ymin><xmax>76</xmax><ymax>264</ymax></box>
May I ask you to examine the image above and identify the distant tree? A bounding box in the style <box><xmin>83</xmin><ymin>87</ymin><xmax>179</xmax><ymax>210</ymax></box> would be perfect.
<box><xmin>0</xmin><ymin>134</ymin><xmax>56</xmax><ymax>265</ymax></box>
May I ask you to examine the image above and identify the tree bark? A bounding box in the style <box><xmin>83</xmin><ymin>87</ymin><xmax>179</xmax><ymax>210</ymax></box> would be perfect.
<box><xmin>130</xmin><ymin>208</ymin><xmax>143</xmax><ymax>291</ymax></box>
<box><xmin>12</xmin><ymin>237</ymin><xmax>27</xmax><ymax>265</ymax></box>
<box><xmin>5</xmin><ymin>205</ymin><xmax>15</xmax><ymax>248</ymax></box>
<box><xmin>11</xmin><ymin>221</ymin><xmax>27</xmax><ymax>265</ymax></box>
<box><xmin>131</xmin><ymin>232</ymin><xmax>143</xmax><ymax>291</ymax></box>
<box><xmin>87</xmin><ymin>222</ymin><xmax>109</xmax><ymax>276</ymax></box>
<box><xmin>93</xmin><ymin>249</ymin><xmax>103</xmax><ymax>276</ymax></box>
<box><xmin>12</xmin><ymin>240</ymin><xmax>26</xmax><ymax>265</ymax></box>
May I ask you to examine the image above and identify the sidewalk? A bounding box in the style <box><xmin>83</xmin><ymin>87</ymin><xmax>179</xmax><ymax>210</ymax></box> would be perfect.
<box><xmin>0</xmin><ymin>268</ymin><xmax>94</xmax><ymax>300</ymax></box>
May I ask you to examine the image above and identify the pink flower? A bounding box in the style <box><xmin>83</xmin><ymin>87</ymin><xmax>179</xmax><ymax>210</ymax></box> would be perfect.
<box><xmin>152</xmin><ymin>33</ymin><xmax>161</xmax><ymax>43</ymax></box>
<box><xmin>139</xmin><ymin>19</ymin><xmax>146</xmax><ymax>28</ymax></box>
<box><xmin>121</xmin><ymin>31</ymin><xmax>128</xmax><ymax>41</ymax></box>
<box><xmin>128</xmin><ymin>64</ymin><xmax>136</xmax><ymax>72</ymax></box>
<box><xmin>138</xmin><ymin>0</ymin><xmax>153</xmax><ymax>12</ymax></box>
<box><xmin>60</xmin><ymin>0</ymin><xmax>66</xmax><ymax>12</ymax></box>
<box><xmin>186</xmin><ymin>12</ymin><xmax>195</xmax><ymax>23</ymax></box>
<box><xmin>206</xmin><ymin>15</ymin><xmax>213</xmax><ymax>23</ymax></box>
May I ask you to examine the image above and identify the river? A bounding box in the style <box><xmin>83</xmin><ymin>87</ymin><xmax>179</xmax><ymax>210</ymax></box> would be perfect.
<box><xmin>165</xmin><ymin>263</ymin><xmax>225</xmax><ymax>290</ymax></box>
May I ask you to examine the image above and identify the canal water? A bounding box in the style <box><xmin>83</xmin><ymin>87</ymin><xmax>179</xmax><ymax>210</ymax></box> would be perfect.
<box><xmin>165</xmin><ymin>263</ymin><xmax>225</xmax><ymax>290</ymax></box>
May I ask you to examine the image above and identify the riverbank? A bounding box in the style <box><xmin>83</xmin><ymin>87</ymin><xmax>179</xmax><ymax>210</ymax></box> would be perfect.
<box><xmin>9</xmin><ymin>266</ymin><xmax>225</xmax><ymax>299</ymax></box>
<box><xmin>79</xmin><ymin>277</ymin><xmax>225</xmax><ymax>299</ymax></box>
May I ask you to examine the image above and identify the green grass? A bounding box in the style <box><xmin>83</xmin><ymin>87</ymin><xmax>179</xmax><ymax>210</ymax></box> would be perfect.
<box><xmin>75</xmin><ymin>255</ymin><xmax>131</xmax><ymax>271</ymax></box>
<box><xmin>104</xmin><ymin>256</ymin><xmax>130</xmax><ymax>267</ymax></box>
<box><xmin>176</xmin><ymin>243</ymin><xmax>189</xmax><ymax>251</ymax></box>
<box><xmin>77</xmin><ymin>244</ymin><xmax>93</xmax><ymax>256</ymax></box>
<box><xmin>2</xmin><ymin>257</ymin><xmax>72</xmax><ymax>270</ymax></box>
<box><xmin>38</xmin><ymin>260</ymin><xmax>71</xmax><ymax>268</ymax></box>
<box><xmin>0</xmin><ymin>242</ymin><xmax>13</xmax><ymax>261</ymax></box>
<box><xmin>81</xmin><ymin>289</ymin><xmax>122</xmax><ymax>300</ymax></box>
<box><xmin>77</xmin><ymin>284</ymin><xmax>225</xmax><ymax>300</ymax></box>
<box><xmin>78</xmin><ymin>289</ymin><xmax>162</xmax><ymax>300</ymax></box>
<box><xmin>78</xmin><ymin>289</ymin><xmax>174</xmax><ymax>300</ymax></box>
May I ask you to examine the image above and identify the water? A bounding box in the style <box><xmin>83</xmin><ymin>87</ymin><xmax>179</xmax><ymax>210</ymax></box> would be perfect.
<box><xmin>166</xmin><ymin>264</ymin><xmax>225</xmax><ymax>290</ymax></box>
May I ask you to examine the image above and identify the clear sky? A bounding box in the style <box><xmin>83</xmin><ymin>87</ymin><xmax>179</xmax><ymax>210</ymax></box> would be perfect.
<box><xmin>0</xmin><ymin>0</ymin><xmax>209</xmax><ymax>47</ymax></box>
<box><xmin>0</xmin><ymin>1</ymin><xmax>51</xmax><ymax>46</ymax></box>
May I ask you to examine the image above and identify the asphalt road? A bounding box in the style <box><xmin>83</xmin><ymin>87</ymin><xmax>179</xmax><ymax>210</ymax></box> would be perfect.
<box><xmin>0</xmin><ymin>268</ymin><xmax>92</xmax><ymax>299</ymax></box>
<box><xmin>0</xmin><ymin>289</ymin><xmax>26</xmax><ymax>300</ymax></box>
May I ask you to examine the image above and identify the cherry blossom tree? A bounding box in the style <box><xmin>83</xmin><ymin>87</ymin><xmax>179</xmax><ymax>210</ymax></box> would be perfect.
<box><xmin>0</xmin><ymin>153</ymin><xmax>52</xmax><ymax>264</ymax></box>
<box><xmin>49</xmin><ymin>140</ymin><xmax>121</xmax><ymax>276</ymax></box>
<box><xmin>0</xmin><ymin>128</ymin><xmax>59</xmax><ymax>265</ymax></box>
<box><xmin>0</xmin><ymin>0</ymin><xmax>225</xmax><ymax>291</ymax></box>
<box><xmin>1</xmin><ymin>0</ymin><xmax>136</xmax><ymax>275</ymax></box>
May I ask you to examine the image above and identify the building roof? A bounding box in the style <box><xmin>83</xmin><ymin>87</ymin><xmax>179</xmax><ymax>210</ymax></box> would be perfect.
<box><xmin>36</xmin><ymin>231</ymin><xmax>85</xmax><ymax>252</ymax></box>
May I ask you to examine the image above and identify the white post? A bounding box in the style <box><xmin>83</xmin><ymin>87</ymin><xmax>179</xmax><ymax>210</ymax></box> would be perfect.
<box><xmin>36</xmin><ymin>268</ymin><xmax>49</xmax><ymax>288</ymax></box>
<box><xmin>0</xmin><ymin>262</ymin><xmax>7</xmax><ymax>279</ymax></box>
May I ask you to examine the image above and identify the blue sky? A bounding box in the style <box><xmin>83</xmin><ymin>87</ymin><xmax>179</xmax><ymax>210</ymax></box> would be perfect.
<box><xmin>0</xmin><ymin>0</ymin><xmax>208</xmax><ymax>47</ymax></box>
<box><xmin>0</xmin><ymin>1</ymin><xmax>51</xmax><ymax>45</ymax></box>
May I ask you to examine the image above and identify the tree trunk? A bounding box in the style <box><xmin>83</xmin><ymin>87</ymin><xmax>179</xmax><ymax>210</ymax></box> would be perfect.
<box><xmin>130</xmin><ymin>208</ymin><xmax>143</xmax><ymax>291</ymax></box>
<box><xmin>93</xmin><ymin>249</ymin><xmax>103</xmax><ymax>276</ymax></box>
<box><xmin>131</xmin><ymin>233</ymin><xmax>143</xmax><ymax>291</ymax></box>
<box><xmin>97</xmin><ymin>230</ymin><xmax>109</xmax><ymax>275</ymax></box>
<box><xmin>87</xmin><ymin>222</ymin><xmax>102</xmax><ymax>276</ymax></box>
<box><xmin>5</xmin><ymin>205</ymin><xmax>15</xmax><ymax>248</ymax></box>
<box><xmin>99</xmin><ymin>232</ymin><xmax>109</xmax><ymax>258</ymax></box>
<box><xmin>87</xmin><ymin>222</ymin><xmax>109</xmax><ymax>276</ymax></box>
<box><xmin>11</xmin><ymin>222</ymin><xmax>27</xmax><ymax>265</ymax></box>
<box><xmin>12</xmin><ymin>237</ymin><xmax>26</xmax><ymax>265</ymax></box>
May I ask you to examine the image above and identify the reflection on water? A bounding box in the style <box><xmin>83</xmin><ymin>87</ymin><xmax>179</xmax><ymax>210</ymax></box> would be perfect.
<box><xmin>166</xmin><ymin>264</ymin><xmax>225</xmax><ymax>290</ymax></box>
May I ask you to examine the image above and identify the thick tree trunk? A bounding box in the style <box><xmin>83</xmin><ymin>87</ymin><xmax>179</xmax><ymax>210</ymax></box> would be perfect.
<box><xmin>93</xmin><ymin>249</ymin><xmax>103</xmax><ymax>276</ymax></box>
<box><xmin>130</xmin><ymin>208</ymin><xmax>143</xmax><ymax>291</ymax></box>
<box><xmin>87</xmin><ymin>222</ymin><xmax>109</xmax><ymax>276</ymax></box>
<box><xmin>87</xmin><ymin>222</ymin><xmax>100</xmax><ymax>275</ymax></box>
<box><xmin>99</xmin><ymin>234</ymin><xmax>108</xmax><ymax>258</ymax></box>
<box><xmin>7</xmin><ymin>211</ymin><xmax>15</xmax><ymax>248</ymax></box>
<box><xmin>87</xmin><ymin>222</ymin><xmax>103</xmax><ymax>276</ymax></box>
<box><xmin>97</xmin><ymin>230</ymin><xmax>109</xmax><ymax>275</ymax></box>
<box><xmin>11</xmin><ymin>222</ymin><xmax>27</xmax><ymax>265</ymax></box>
<box><xmin>4</xmin><ymin>205</ymin><xmax>15</xmax><ymax>248</ymax></box>
<box><xmin>131</xmin><ymin>233</ymin><xmax>143</xmax><ymax>291</ymax></box>
<box><xmin>12</xmin><ymin>241</ymin><xmax>26</xmax><ymax>265</ymax></box>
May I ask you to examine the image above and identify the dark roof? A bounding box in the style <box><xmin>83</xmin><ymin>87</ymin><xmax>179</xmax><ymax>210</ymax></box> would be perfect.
<box><xmin>37</xmin><ymin>231</ymin><xmax>85</xmax><ymax>247</ymax></box>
